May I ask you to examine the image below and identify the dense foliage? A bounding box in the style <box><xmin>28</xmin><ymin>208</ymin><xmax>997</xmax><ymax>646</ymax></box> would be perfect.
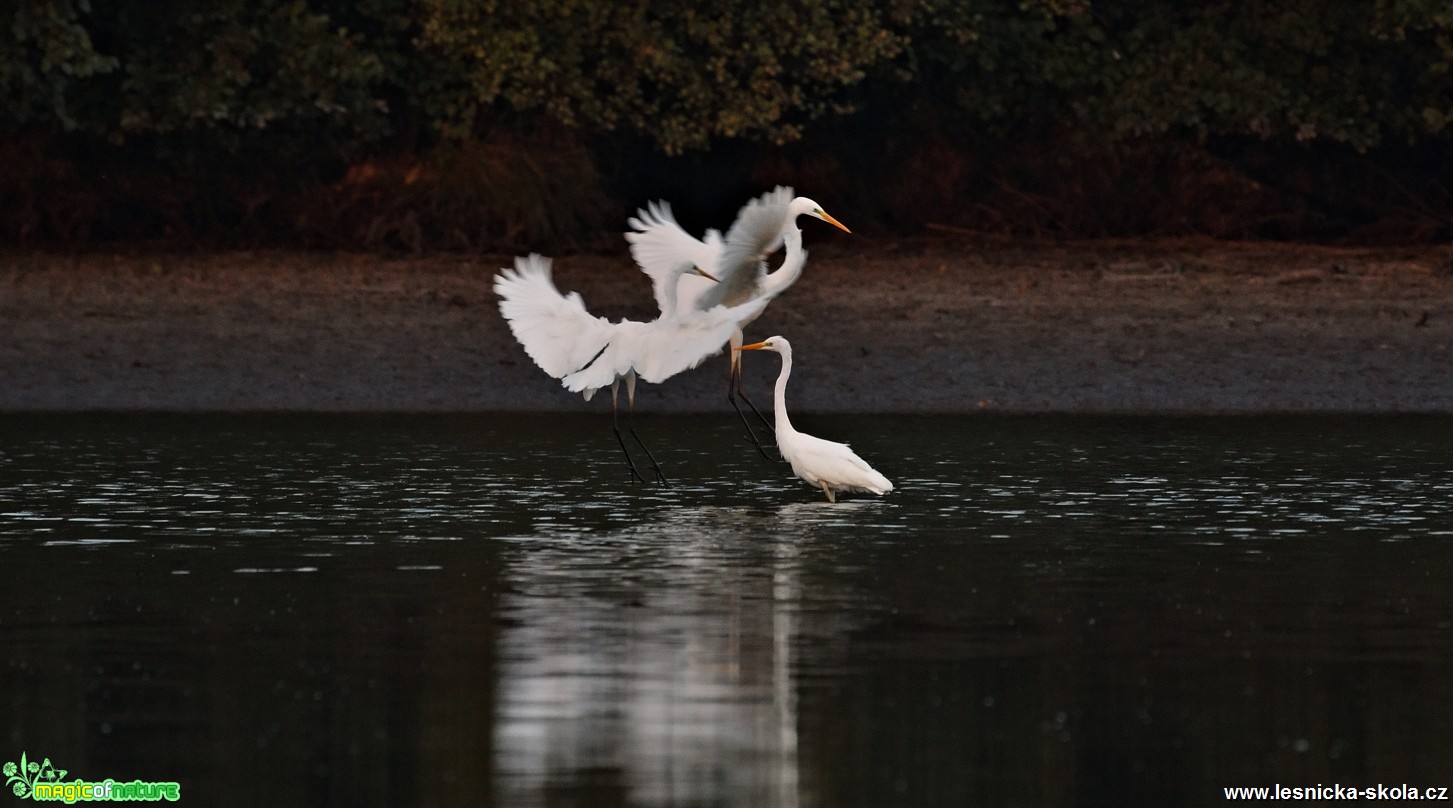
<box><xmin>4</xmin><ymin>0</ymin><xmax>1453</xmax><ymax>246</ymax></box>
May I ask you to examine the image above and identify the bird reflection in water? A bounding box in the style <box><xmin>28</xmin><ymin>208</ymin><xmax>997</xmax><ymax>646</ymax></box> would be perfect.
<box><xmin>492</xmin><ymin>506</ymin><xmax>803</xmax><ymax>808</ymax></box>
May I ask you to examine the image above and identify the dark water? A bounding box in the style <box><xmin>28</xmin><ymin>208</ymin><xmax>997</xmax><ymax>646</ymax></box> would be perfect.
<box><xmin>2</xmin><ymin>414</ymin><xmax>1451</xmax><ymax>806</ymax></box>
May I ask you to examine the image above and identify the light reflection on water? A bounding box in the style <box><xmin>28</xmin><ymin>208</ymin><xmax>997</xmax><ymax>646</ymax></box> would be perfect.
<box><xmin>1</xmin><ymin>414</ymin><xmax>1452</xmax><ymax>806</ymax></box>
<box><xmin>494</xmin><ymin>510</ymin><xmax>804</xmax><ymax>808</ymax></box>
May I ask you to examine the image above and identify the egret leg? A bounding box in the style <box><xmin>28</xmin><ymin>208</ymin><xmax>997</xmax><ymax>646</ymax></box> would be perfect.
<box><xmin>727</xmin><ymin>348</ymin><xmax>780</xmax><ymax>464</ymax></box>
<box><xmin>623</xmin><ymin>371</ymin><xmax>669</xmax><ymax>485</ymax></box>
<box><xmin>818</xmin><ymin>482</ymin><xmax>836</xmax><ymax>503</ymax></box>
<box><xmin>610</xmin><ymin>380</ymin><xmax>647</xmax><ymax>484</ymax></box>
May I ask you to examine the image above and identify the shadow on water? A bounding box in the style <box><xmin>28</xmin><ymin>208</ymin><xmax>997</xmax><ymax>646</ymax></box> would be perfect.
<box><xmin>2</xmin><ymin>414</ymin><xmax>1452</xmax><ymax>806</ymax></box>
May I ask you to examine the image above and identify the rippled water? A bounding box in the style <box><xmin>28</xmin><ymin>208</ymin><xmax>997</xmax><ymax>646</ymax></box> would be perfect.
<box><xmin>2</xmin><ymin>414</ymin><xmax>1452</xmax><ymax>806</ymax></box>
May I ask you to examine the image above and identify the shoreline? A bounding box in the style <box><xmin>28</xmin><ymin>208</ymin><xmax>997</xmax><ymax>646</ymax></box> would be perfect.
<box><xmin>3</xmin><ymin>240</ymin><xmax>1450</xmax><ymax>414</ymax></box>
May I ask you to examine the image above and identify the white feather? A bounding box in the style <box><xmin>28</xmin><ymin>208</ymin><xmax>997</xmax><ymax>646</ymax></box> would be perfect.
<box><xmin>783</xmin><ymin>433</ymin><xmax>894</xmax><ymax>495</ymax></box>
<box><xmin>624</xmin><ymin>200</ymin><xmax>721</xmax><ymax>317</ymax></box>
<box><xmin>493</xmin><ymin>255</ymin><xmax>614</xmax><ymax>380</ymax></box>
<box><xmin>623</xmin><ymin>188</ymin><xmax>842</xmax><ymax>381</ymax></box>
<box><xmin>560</xmin><ymin>294</ymin><xmax>769</xmax><ymax>393</ymax></box>
<box><xmin>742</xmin><ymin>335</ymin><xmax>893</xmax><ymax>501</ymax></box>
<box><xmin>499</xmin><ymin>189</ymin><xmax>841</xmax><ymax>419</ymax></box>
<box><xmin>496</xmin><ymin>251</ymin><xmax>771</xmax><ymax>400</ymax></box>
<box><xmin>699</xmin><ymin>186</ymin><xmax>795</xmax><ymax>310</ymax></box>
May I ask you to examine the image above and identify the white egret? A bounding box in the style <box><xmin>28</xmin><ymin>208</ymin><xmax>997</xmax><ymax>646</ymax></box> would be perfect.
<box><xmin>626</xmin><ymin>187</ymin><xmax>850</xmax><ymax>454</ymax></box>
<box><xmin>494</xmin><ymin>253</ymin><xmax>768</xmax><ymax>482</ymax></box>
<box><xmin>739</xmin><ymin>335</ymin><xmax>893</xmax><ymax>502</ymax></box>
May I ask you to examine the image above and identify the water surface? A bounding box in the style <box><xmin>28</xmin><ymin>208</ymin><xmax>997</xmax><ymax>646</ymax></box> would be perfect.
<box><xmin>2</xmin><ymin>414</ymin><xmax>1451</xmax><ymax>806</ymax></box>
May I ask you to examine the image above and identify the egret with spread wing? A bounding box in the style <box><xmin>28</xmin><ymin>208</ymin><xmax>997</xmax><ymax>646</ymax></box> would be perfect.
<box><xmin>495</xmin><ymin>254</ymin><xmax>767</xmax><ymax>483</ymax></box>
<box><xmin>626</xmin><ymin>187</ymin><xmax>850</xmax><ymax>455</ymax></box>
<box><xmin>740</xmin><ymin>335</ymin><xmax>892</xmax><ymax>502</ymax></box>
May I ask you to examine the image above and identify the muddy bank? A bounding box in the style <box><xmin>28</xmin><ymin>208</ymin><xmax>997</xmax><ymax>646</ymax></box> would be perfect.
<box><xmin>2</xmin><ymin>239</ymin><xmax>1450</xmax><ymax>413</ymax></box>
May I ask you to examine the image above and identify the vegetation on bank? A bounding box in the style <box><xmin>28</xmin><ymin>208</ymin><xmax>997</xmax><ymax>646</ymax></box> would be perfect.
<box><xmin>4</xmin><ymin>0</ymin><xmax>1453</xmax><ymax>248</ymax></box>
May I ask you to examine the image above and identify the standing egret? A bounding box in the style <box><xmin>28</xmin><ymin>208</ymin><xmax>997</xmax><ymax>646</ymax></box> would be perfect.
<box><xmin>739</xmin><ymin>335</ymin><xmax>893</xmax><ymax>503</ymax></box>
<box><xmin>494</xmin><ymin>254</ymin><xmax>767</xmax><ymax>483</ymax></box>
<box><xmin>626</xmin><ymin>187</ymin><xmax>850</xmax><ymax>454</ymax></box>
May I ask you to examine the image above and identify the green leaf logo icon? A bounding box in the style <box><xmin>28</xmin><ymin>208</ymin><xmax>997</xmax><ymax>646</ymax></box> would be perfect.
<box><xmin>4</xmin><ymin>752</ymin><xmax>34</xmax><ymax>798</ymax></box>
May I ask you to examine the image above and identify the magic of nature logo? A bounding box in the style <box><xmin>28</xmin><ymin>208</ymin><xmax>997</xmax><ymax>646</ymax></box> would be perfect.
<box><xmin>5</xmin><ymin>753</ymin><xmax>179</xmax><ymax>803</ymax></box>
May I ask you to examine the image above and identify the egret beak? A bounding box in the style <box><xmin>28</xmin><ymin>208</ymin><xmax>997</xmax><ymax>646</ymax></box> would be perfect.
<box><xmin>739</xmin><ymin>341</ymin><xmax>769</xmax><ymax>351</ymax></box>
<box><xmin>814</xmin><ymin>209</ymin><xmax>851</xmax><ymax>234</ymax></box>
<box><xmin>692</xmin><ymin>266</ymin><xmax>720</xmax><ymax>282</ymax></box>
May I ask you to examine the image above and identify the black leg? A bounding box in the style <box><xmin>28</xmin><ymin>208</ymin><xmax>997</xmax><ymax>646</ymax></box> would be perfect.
<box><xmin>627</xmin><ymin>403</ymin><xmax>669</xmax><ymax>485</ymax></box>
<box><xmin>611</xmin><ymin>385</ymin><xmax>647</xmax><ymax>484</ymax></box>
<box><xmin>612</xmin><ymin>422</ymin><xmax>647</xmax><ymax>484</ymax></box>
<box><xmin>735</xmin><ymin>357</ymin><xmax>777</xmax><ymax>436</ymax></box>
<box><xmin>727</xmin><ymin>352</ymin><xmax>780</xmax><ymax>464</ymax></box>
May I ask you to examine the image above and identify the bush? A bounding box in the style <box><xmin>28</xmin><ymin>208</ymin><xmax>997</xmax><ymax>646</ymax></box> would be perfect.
<box><xmin>3</xmin><ymin>0</ymin><xmax>1453</xmax><ymax>246</ymax></box>
<box><xmin>0</xmin><ymin>0</ymin><xmax>117</xmax><ymax>130</ymax></box>
<box><xmin>415</xmin><ymin>0</ymin><xmax>905</xmax><ymax>153</ymax></box>
<box><xmin>290</xmin><ymin>129</ymin><xmax>614</xmax><ymax>251</ymax></box>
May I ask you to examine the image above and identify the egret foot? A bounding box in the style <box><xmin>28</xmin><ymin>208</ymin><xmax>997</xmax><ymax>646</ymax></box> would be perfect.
<box><xmin>629</xmin><ymin>427</ymin><xmax>670</xmax><ymax>485</ymax></box>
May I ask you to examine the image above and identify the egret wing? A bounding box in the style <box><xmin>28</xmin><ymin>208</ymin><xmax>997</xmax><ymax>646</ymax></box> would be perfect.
<box><xmin>494</xmin><ymin>255</ymin><xmax>615</xmax><ymax>379</ymax></box>
<box><xmin>632</xmin><ymin>296</ymin><xmax>771</xmax><ymax>384</ymax></box>
<box><xmin>698</xmin><ymin>186</ymin><xmax>794</xmax><ymax>310</ymax></box>
<box><xmin>625</xmin><ymin>200</ymin><xmax>722</xmax><ymax>315</ymax></box>
<box><xmin>561</xmin><ymin>295</ymin><xmax>770</xmax><ymax>393</ymax></box>
<box><xmin>671</xmin><ymin>271</ymin><xmax>717</xmax><ymax>316</ymax></box>
<box><xmin>558</xmin><ymin>322</ymin><xmax>645</xmax><ymax>394</ymax></box>
<box><xmin>788</xmin><ymin>433</ymin><xmax>893</xmax><ymax>494</ymax></box>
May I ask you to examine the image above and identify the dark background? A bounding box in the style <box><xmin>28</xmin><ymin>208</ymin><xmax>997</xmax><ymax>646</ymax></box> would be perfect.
<box><xmin>5</xmin><ymin>0</ymin><xmax>1453</xmax><ymax>251</ymax></box>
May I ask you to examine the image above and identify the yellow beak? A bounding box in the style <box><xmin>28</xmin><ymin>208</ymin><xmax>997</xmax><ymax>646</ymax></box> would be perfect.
<box><xmin>816</xmin><ymin>210</ymin><xmax>851</xmax><ymax>234</ymax></box>
<box><xmin>739</xmin><ymin>341</ymin><xmax>769</xmax><ymax>351</ymax></box>
<box><xmin>692</xmin><ymin>266</ymin><xmax>720</xmax><ymax>282</ymax></box>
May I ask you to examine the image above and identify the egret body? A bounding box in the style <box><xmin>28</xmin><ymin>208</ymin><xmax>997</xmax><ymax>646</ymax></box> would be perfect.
<box><xmin>495</xmin><ymin>255</ymin><xmax>761</xmax><ymax>482</ymax></box>
<box><xmin>626</xmin><ymin>188</ymin><xmax>849</xmax><ymax>452</ymax></box>
<box><xmin>740</xmin><ymin>335</ymin><xmax>893</xmax><ymax>502</ymax></box>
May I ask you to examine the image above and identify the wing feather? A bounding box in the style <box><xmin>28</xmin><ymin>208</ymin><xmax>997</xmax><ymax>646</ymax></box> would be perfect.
<box><xmin>561</xmin><ymin>294</ymin><xmax>771</xmax><ymax>392</ymax></box>
<box><xmin>559</xmin><ymin>322</ymin><xmax>643</xmax><ymax>394</ymax></box>
<box><xmin>633</xmin><ymin>296</ymin><xmax>770</xmax><ymax>384</ymax></box>
<box><xmin>498</xmin><ymin>235</ymin><xmax>783</xmax><ymax>403</ymax></box>
<box><xmin>698</xmin><ymin>186</ymin><xmax>794</xmax><ymax>310</ymax></box>
<box><xmin>494</xmin><ymin>255</ymin><xmax>616</xmax><ymax>379</ymax></box>
<box><xmin>625</xmin><ymin>200</ymin><xmax>722</xmax><ymax>316</ymax></box>
<box><xmin>785</xmin><ymin>432</ymin><xmax>894</xmax><ymax>495</ymax></box>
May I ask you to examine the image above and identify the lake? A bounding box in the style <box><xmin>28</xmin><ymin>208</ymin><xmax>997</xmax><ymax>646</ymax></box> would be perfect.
<box><xmin>2</xmin><ymin>414</ymin><xmax>1451</xmax><ymax>806</ymax></box>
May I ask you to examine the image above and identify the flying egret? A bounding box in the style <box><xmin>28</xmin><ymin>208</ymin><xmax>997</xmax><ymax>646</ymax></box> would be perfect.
<box><xmin>739</xmin><ymin>335</ymin><xmax>893</xmax><ymax>503</ymax></box>
<box><xmin>494</xmin><ymin>253</ymin><xmax>769</xmax><ymax>483</ymax></box>
<box><xmin>626</xmin><ymin>187</ymin><xmax>850</xmax><ymax>455</ymax></box>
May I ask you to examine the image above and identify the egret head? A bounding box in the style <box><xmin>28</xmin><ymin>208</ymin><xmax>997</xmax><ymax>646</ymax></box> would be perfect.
<box><xmin>740</xmin><ymin>335</ymin><xmax>791</xmax><ymax>355</ymax></box>
<box><xmin>790</xmin><ymin>197</ymin><xmax>851</xmax><ymax>234</ymax></box>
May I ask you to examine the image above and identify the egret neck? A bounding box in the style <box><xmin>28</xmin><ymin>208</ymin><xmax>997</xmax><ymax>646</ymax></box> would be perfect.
<box><xmin>768</xmin><ymin>338</ymin><xmax>795</xmax><ymax>436</ymax></box>
<box><xmin>759</xmin><ymin>229</ymin><xmax>807</xmax><ymax>303</ymax></box>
